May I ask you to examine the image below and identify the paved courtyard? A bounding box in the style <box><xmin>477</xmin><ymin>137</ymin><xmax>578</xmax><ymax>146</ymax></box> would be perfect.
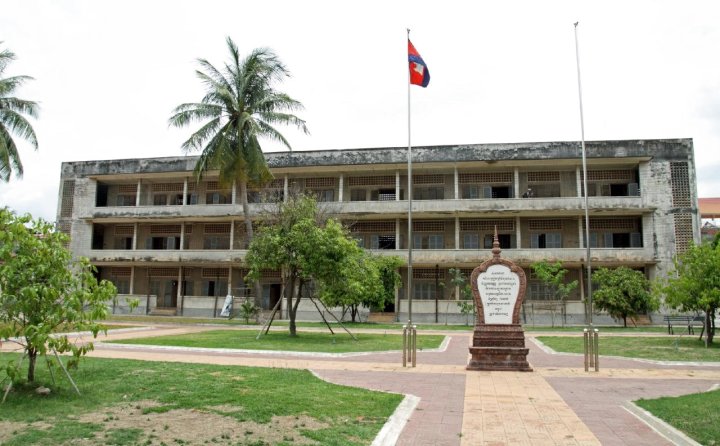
<box><xmin>5</xmin><ymin>324</ymin><xmax>719</xmax><ymax>445</ymax></box>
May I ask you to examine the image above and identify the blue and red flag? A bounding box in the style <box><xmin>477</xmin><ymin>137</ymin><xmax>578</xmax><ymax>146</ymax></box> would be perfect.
<box><xmin>408</xmin><ymin>39</ymin><xmax>430</xmax><ymax>87</ymax></box>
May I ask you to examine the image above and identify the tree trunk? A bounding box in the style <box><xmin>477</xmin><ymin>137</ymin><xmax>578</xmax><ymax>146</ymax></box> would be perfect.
<box><xmin>27</xmin><ymin>347</ymin><xmax>37</xmax><ymax>382</ymax></box>
<box><xmin>286</xmin><ymin>275</ymin><xmax>297</xmax><ymax>336</ymax></box>
<box><xmin>351</xmin><ymin>305</ymin><xmax>358</xmax><ymax>323</ymax></box>
<box><xmin>706</xmin><ymin>309</ymin><xmax>714</xmax><ymax>346</ymax></box>
<box><xmin>623</xmin><ymin>315</ymin><xmax>627</xmax><ymax>328</ymax></box>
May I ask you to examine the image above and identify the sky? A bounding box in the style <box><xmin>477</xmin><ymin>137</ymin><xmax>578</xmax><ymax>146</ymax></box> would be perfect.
<box><xmin>1</xmin><ymin>0</ymin><xmax>719</xmax><ymax>221</ymax></box>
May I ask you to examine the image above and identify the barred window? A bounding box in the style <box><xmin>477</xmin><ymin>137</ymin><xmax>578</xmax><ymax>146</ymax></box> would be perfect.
<box><xmin>460</xmin><ymin>219</ymin><xmax>514</xmax><ymax>231</ymax></box>
<box><xmin>527</xmin><ymin>171</ymin><xmax>560</xmax><ymax>182</ymax></box>
<box><xmin>528</xmin><ymin>219</ymin><xmax>562</xmax><ymax>231</ymax></box>
<box><xmin>414</xmin><ymin>174</ymin><xmax>445</xmax><ymax>185</ymax></box>
<box><xmin>458</xmin><ymin>172</ymin><xmax>513</xmax><ymax>184</ymax></box>
<box><xmin>413</xmin><ymin>221</ymin><xmax>445</xmax><ymax>232</ymax></box>
<box><xmin>348</xmin><ymin>176</ymin><xmax>395</xmax><ymax>186</ymax></box>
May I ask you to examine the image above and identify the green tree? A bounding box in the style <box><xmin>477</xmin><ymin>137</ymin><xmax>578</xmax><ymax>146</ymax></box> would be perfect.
<box><xmin>592</xmin><ymin>266</ymin><xmax>657</xmax><ymax>327</ymax></box>
<box><xmin>169</xmin><ymin>37</ymin><xmax>308</xmax><ymax>304</ymax></box>
<box><xmin>245</xmin><ymin>195</ymin><xmax>358</xmax><ymax>336</ymax></box>
<box><xmin>448</xmin><ymin>268</ymin><xmax>474</xmax><ymax>325</ymax></box>
<box><xmin>658</xmin><ymin>241</ymin><xmax>720</xmax><ymax>345</ymax></box>
<box><xmin>531</xmin><ymin>260</ymin><xmax>578</xmax><ymax>326</ymax></box>
<box><xmin>320</xmin><ymin>254</ymin><xmax>402</xmax><ymax>323</ymax></box>
<box><xmin>0</xmin><ymin>43</ymin><xmax>39</xmax><ymax>182</ymax></box>
<box><xmin>0</xmin><ymin>209</ymin><xmax>117</xmax><ymax>384</ymax></box>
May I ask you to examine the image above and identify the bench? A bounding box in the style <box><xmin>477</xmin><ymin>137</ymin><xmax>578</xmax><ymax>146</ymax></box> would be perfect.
<box><xmin>663</xmin><ymin>315</ymin><xmax>704</xmax><ymax>335</ymax></box>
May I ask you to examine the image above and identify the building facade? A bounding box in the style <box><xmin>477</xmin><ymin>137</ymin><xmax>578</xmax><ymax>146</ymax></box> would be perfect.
<box><xmin>57</xmin><ymin>138</ymin><xmax>699</xmax><ymax>324</ymax></box>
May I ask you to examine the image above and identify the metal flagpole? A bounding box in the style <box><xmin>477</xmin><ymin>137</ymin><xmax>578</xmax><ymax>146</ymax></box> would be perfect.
<box><xmin>406</xmin><ymin>28</ymin><xmax>414</xmax><ymax>328</ymax></box>
<box><xmin>574</xmin><ymin>22</ymin><xmax>593</xmax><ymax>327</ymax></box>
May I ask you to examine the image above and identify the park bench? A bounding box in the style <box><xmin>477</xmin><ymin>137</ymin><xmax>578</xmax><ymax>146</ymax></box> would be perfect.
<box><xmin>663</xmin><ymin>315</ymin><xmax>704</xmax><ymax>335</ymax></box>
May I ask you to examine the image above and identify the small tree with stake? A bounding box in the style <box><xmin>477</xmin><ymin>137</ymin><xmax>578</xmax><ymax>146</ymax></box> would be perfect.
<box><xmin>0</xmin><ymin>209</ymin><xmax>117</xmax><ymax>395</ymax></box>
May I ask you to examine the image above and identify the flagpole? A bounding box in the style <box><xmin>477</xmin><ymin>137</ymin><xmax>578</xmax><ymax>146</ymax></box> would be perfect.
<box><xmin>406</xmin><ymin>28</ymin><xmax>414</xmax><ymax>328</ymax></box>
<box><xmin>574</xmin><ymin>22</ymin><xmax>593</xmax><ymax>327</ymax></box>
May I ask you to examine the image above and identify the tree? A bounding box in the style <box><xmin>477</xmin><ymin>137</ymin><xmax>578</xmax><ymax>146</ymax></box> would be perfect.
<box><xmin>592</xmin><ymin>266</ymin><xmax>657</xmax><ymax>327</ymax></box>
<box><xmin>0</xmin><ymin>209</ymin><xmax>117</xmax><ymax>384</ymax></box>
<box><xmin>320</xmin><ymin>254</ymin><xmax>402</xmax><ymax>323</ymax></box>
<box><xmin>530</xmin><ymin>260</ymin><xmax>578</xmax><ymax>327</ymax></box>
<box><xmin>658</xmin><ymin>240</ymin><xmax>720</xmax><ymax>345</ymax></box>
<box><xmin>0</xmin><ymin>43</ymin><xmax>39</xmax><ymax>182</ymax></box>
<box><xmin>448</xmin><ymin>268</ymin><xmax>474</xmax><ymax>325</ymax></box>
<box><xmin>245</xmin><ymin>195</ymin><xmax>359</xmax><ymax>336</ymax></box>
<box><xmin>169</xmin><ymin>37</ymin><xmax>308</xmax><ymax>304</ymax></box>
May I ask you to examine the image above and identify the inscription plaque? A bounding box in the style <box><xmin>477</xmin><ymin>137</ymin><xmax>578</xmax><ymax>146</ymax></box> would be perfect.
<box><xmin>478</xmin><ymin>264</ymin><xmax>519</xmax><ymax>324</ymax></box>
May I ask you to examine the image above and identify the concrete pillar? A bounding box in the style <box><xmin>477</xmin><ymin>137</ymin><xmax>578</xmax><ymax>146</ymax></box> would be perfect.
<box><xmin>578</xmin><ymin>217</ymin><xmax>584</xmax><ymax>248</ymax></box>
<box><xmin>515</xmin><ymin>216</ymin><xmax>521</xmax><ymax>249</ymax></box>
<box><xmin>576</xmin><ymin>166</ymin><xmax>582</xmax><ymax>197</ymax></box>
<box><xmin>136</xmin><ymin>179</ymin><xmax>142</xmax><ymax>206</ymax></box>
<box><xmin>396</xmin><ymin>218</ymin><xmax>401</xmax><ymax>250</ymax></box>
<box><xmin>232</xmin><ymin>180</ymin><xmax>237</xmax><ymax>205</ymax></box>
<box><xmin>455</xmin><ymin>216</ymin><xmax>460</xmax><ymax>249</ymax></box>
<box><xmin>454</xmin><ymin>166</ymin><xmax>459</xmax><ymax>199</ymax></box>
<box><xmin>129</xmin><ymin>266</ymin><xmax>135</xmax><ymax>295</ymax></box>
<box><xmin>514</xmin><ymin>167</ymin><xmax>520</xmax><ymax>198</ymax></box>
<box><xmin>180</xmin><ymin>222</ymin><xmax>185</xmax><ymax>251</ymax></box>
<box><xmin>132</xmin><ymin>223</ymin><xmax>138</xmax><ymax>250</ymax></box>
<box><xmin>176</xmin><ymin>267</ymin><xmax>183</xmax><ymax>304</ymax></box>
<box><xmin>396</xmin><ymin>170</ymin><xmax>401</xmax><ymax>201</ymax></box>
<box><xmin>339</xmin><ymin>174</ymin><xmax>344</xmax><ymax>202</ymax></box>
<box><xmin>283</xmin><ymin>175</ymin><xmax>289</xmax><ymax>202</ymax></box>
<box><xmin>229</xmin><ymin>220</ymin><xmax>235</xmax><ymax>250</ymax></box>
<box><xmin>183</xmin><ymin>178</ymin><xmax>188</xmax><ymax>205</ymax></box>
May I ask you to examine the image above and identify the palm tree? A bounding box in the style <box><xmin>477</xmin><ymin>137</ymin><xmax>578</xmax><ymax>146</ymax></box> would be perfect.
<box><xmin>0</xmin><ymin>43</ymin><xmax>39</xmax><ymax>182</ymax></box>
<box><xmin>170</xmin><ymin>37</ymin><xmax>308</xmax><ymax>305</ymax></box>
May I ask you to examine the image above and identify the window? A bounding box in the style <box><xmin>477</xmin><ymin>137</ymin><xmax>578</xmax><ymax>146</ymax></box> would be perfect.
<box><xmin>153</xmin><ymin>194</ymin><xmax>168</xmax><ymax>206</ymax></box>
<box><xmin>369</xmin><ymin>235</ymin><xmax>396</xmax><ymax>250</ymax></box>
<box><xmin>483</xmin><ymin>234</ymin><xmax>514</xmax><ymax>249</ymax></box>
<box><xmin>114</xmin><ymin>237</ymin><xmax>133</xmax><ymax>250</ymax></box>
<box><xmin>488</xmin><ymin>186</ymin><xmax>512</xmax><ymax>198</ymax></box>
<box><xmin>530</xmin><ymin>233</ymin><xmax>562</xmax><ymax>249</ymax></box>
<box><xmin>314</xmin><ymin>189</ymin><xmax>334</xmax><ymax>202</ymax></box>
<box><xmin>587</xmin><ymin>232</ymin><xmax>642</xmax><ymax>248</ymax></box>
<box><xmin>182</xmin><ymin>280</ymin><xmax>194</xmax><ymax>296</ymax></box>
<box><xmin>202</xmin><ymin>280</ymin><xmax>228</xmax><ymax>297</ymax></box>
<box><xmin>206</xmin><ymin>192</ymin><xmax>228</xmax><ymax>204</ymax></box>
<box><xmin>414</xmin><ymin>187</ymin><xmax>444</xmax><ymax>200</ymax></box>
<box><xmin>350</xmin><ymin>189</ymin><xmax>366</xmax><ymax>201</ymax></box>
<box><xmin>462</xmin><ymin>185</ymin><xmax>480</xmax><ymax>199</ymax></box>
<box><xmin>413</xmin><ymin>282</ymin><xmax>438</xmax><ymax>300</ymax></box>
<box><xmin>354</xmin><ymin>236</ymin><xmax>365</xmax><ymax>248</ymax></box>
<box><xmin>413</xmin><ymin>234</ymin><xmax>444</xmax><ymax>249</ymax></box>
<box><xmin>113</xmin><ymin>279</ymin><xmax>130</xmax><ymax>294</ymax></box>
<box><xmin>374</xmin><ymin>189</ymin><xmax>396</xmax><ymax>201</ymax></box>
<box><xmin>116</xmin><ymin>195</ymin><xmax>136</xmax><ymax>206</ymax></box>
<box><xmin>203</xmin><ymin>236</ymin><xmax>230</xmax><ymax>250</ymax></box>
<box><xmin>528</xmin><ymin>282</ymin><xmax>555</xmax><ymax>300</ymax></box>
<box><xmin>463</xmin><ymin>233</ymin><xmax>480</xmax><ymax>249</ymax></box>
<box><xmin>147</xmin><ymin>236</ymin><xmax>180</xmax><ymax>250</ymax></box>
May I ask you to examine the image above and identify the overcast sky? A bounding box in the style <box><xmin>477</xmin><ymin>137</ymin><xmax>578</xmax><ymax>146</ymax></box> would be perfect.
<box><xmin>1</xmin><ymin>0</ymin><xmax>719</xmax><ymax>221</ymax></box>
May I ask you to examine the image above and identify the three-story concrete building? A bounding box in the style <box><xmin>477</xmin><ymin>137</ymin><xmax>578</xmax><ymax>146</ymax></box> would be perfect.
<box><xmin>57</xmin><ymin>138</ymin><xmax>699</xmax><ymax>324</ymax></box>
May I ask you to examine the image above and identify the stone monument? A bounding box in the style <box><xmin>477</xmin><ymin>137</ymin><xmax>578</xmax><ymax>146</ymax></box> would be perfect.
<box><xmin>467</xmin><ymin>230</ymin><xmax>532</xmax><ymax>371</ymax></box>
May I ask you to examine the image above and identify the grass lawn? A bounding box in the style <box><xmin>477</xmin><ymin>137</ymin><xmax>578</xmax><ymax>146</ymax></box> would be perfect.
<box><xmin>525</xmin><ymin>325</ymin><xmax>667</xmax><ymax>333</ymax></box>
<box><xmin>108</xmin><ymin>329</ymin><xmax>445</xmax><ymax>353</ymax></box>
<box><xmin>636</xmin><ymin>389</ymin><xmax>720</xmax><ymax>445</ymax></box>
<box><xmin>537</xmin><ymin>335</ymin><xmax>720</xmax><ymax>362</ymax></box>
<box><xmin>0</xmin><ymin>352</ymin><xmax>402</xmax><ymax>446</ymax></box>
<box><xmin>105</xmin><ymin>314</ymin><xmax>475</xmax><ymax>331</ymax></box>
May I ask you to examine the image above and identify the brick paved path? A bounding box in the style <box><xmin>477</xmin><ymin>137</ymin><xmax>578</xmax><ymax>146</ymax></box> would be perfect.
<box><xmin>6</xmin><ymin>324</ymin><xmax>719</xmax><ymax>445</ymax></box>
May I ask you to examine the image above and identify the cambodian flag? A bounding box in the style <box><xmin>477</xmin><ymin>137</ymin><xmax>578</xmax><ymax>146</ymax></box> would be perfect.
<box><xmin>408</xmin><ymin>39</ymin><xmax>430</xmax><ymax>87</ymax></box>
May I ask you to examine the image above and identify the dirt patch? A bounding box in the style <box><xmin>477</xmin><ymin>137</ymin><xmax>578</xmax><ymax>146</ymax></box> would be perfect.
<box><xmin>0</xmin><ymin>420</ymin><xmax>54</xmax><ymax>443</ymax></box>
<box><xmin>72</xmin><ymin>399</ymin><xmax>328</xmax><ymax>445</ymax></box>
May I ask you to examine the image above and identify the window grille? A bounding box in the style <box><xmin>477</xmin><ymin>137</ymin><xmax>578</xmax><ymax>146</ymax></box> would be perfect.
<box><xmin>261</xmin><ymin>269</ymin><xmax>281</xmax><ymax>278</ymax></box>
<box><xmin>348</xmin><ymin>176</ymin><xmax>395</xmax><ymax>186</ymax></box>
<box><xmin>413</xmin><ymin>221</ymin><xmax>445</xmax><ymax>232</ymax></box>
<box><xmin>149</xmin><ymin>268</ymin><xmax>178</xmax><ymax>277</ymax></box>
<box><xmin>670</xmin><ymin>162</ymin><xmax>692</xmax><ymax>207</ymax></box>
<box><xmin>413</xmin><ymin>268</ymin><xmax>445</xmax><ymax>279</ymax></box>
<box><xmin>187</xmin><ymin>182</ymin><xmax>197</xmax><ymax>191</ymax></box>
<box><xmin>350</xmin><ymin>221</ymin><xmax>395</xmax><ymax>233</ymax></box>
<box><xmin>114</xmin><ymin>225</ymin><xmax>134</xmax><ymax>235</ymax></box>
<box><xmin>151</xmin><ymin>183</ymin><xmax>184</xmax><ymax>192</ymax></box>
<box><xmin>527</xmin><ymin>171</ymin><xmax>560</xmax><ymax>183</ymax></box>
<box><xmin>204</xmin><ymin>223</ymin><xmax>231</xmax><ymax>234</ymax></box>
<box><xmin>674</xmin><ymin>213</ymin><xmax>694</xmax><ymax>254</ymax></box>
<box><xmin>460</xmin><ymin>219</ymin><xmax>514</xmax><ymax>231</ymax></box>
<box><xmin>206</xmin><ymin>181</ymin><xmax>231</xmax><ymax>191</ymax></box>
<box><xmin>57</xmin><ymin>221</ymin><xmax>71</xmax><ymax>235</ymax></box>
<box><xmin>111</xmin><ymin>267</ymin><xmax>132</xmax><ymax>277</ymax></box>
<box><xmin>528</xmin><ymin>219</ymin><xmax>562</xmax><ymax>231</ymax></box>
<box><xmin>458</xmin><ymin>172</ymin><xmax>513</xmax><ymax>184</ymax></box>
<box><xmin>305</xmin><ymin>177</ymin><xmax>337</xmax><ymax>188</ymax></box>
<box><xmin>202</xmin><ymin>268</ymin><xmax>229</xmax><ymax>278</ymax></box>
<box><xmin>586</xmin><ymin>218</ymin><xmax>637</xmax><ymax>230</ymax></box>
<box><xmin>119</xmin><ymin>184</ymin><xmax>137</xmax><ymax>193</ymax></box>
<box><xmin>60</xmin><ymin>180</ymin><xmax>75</xmax><ymax>218</ymax></box>
<box><xmin>584</xmin><ymin>170</ymin><xmax>634</xmax><ymax>181</ymax></box>
<box><xmin>414</xmin><ymin>174</ymin><xmax>445</xmax><ymax>185</ymax></box>
<box><xmin>150</xmin><ymin>224</ymin><xmax>181</xmax><ymax>234</ymax></box>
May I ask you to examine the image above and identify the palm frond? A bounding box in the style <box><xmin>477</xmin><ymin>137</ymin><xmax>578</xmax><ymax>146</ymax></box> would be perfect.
<box><xmin>0</xmin><ymin>126</ymin><xmax>22</xmax><ymax>180</ymax></box>
<box><xmin>179</xmin><ymin>116</ymin><xmax>224</xmax><ymax>153</ymax></box>
<box><xmin>0</xmin><ymin>109</ymin><xmax>38</xmax><ymax>149</ymax></box>
<box><xmin>168</xmin><ymin>103</ymin><xmax>222</xmax><ymax>128</ymax></box>
<box><xmin>0</xmin><ymin>96</ymin><xmax>40</xmax><ymax>119</ymax></box>
<box><xmin>0</xmin><ymin>75</ymin><xmax>34</xmax><ymax>96</ymax></box>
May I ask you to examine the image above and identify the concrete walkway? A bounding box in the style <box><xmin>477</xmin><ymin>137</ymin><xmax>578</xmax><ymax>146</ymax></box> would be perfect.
<box><xmin>5</xmin><ymin>324</ymin><xmax>720</xmax><ymax>445</ymax></box>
